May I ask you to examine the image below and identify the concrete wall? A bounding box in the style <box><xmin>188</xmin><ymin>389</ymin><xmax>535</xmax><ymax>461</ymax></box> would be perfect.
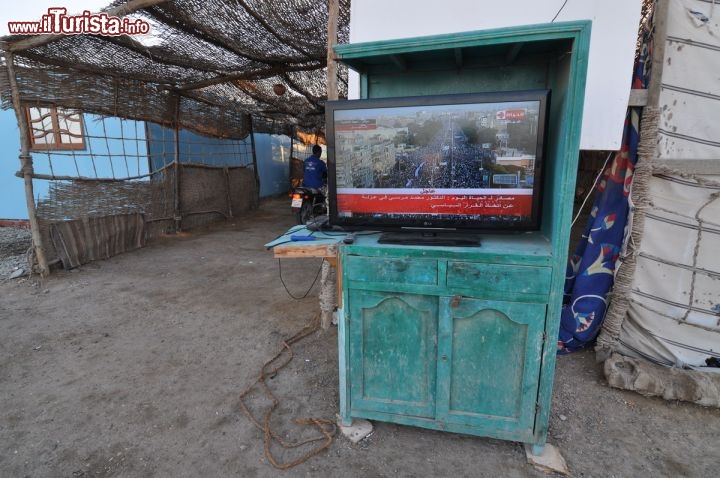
<box><xmin>256</xmin><ymin>134</ymin><xmax>292</xmax><ymax>197</ymax></box>
<box><xmin>0</xmin><ymin>108</ymin><xmax>26</xmax><ymax>220</ymax></box>
<box><xmin>146</xmin><ymin>123</ymin><xmax>292</xmax><ymax>198</ymax></box>
<box><xmin>1</xmin><ymin>116</ymin><xmax>294</xmax><ymax>221</ymax></box>
<box><xmin>0</xmin><ymin>108</ymin><xmax>147</xmax><ymax>219</ymax></box>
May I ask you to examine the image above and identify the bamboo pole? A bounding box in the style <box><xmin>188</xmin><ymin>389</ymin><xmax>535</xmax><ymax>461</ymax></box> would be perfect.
<box><xmin>3</xmin><ymin>51</ymin><xmax>50</xmax><ymax>276</ymax></box>
<box><xmin>173</xmin><ymin>94</ymin><xmax>182</xmax><ymax>232</ymax></box>
<box><xmin>177</xmin><ymin>62</ymin><xmax>323</xmax><ymax>92</ymax></box>
<box><xmin>247</xmin><ymin>114</ymin><xmax>260</xmax><ymax>208</ymax></box>
<box><xmin>326</xmin><ymin>0</ymin><xmax>339</xmax><ymax>101</ymax></box>
<box><xmin>13</xmin><ymin>159</ymin><xmax>251</xmax><ymax>182</ymax></box>
<box><xmin>289</xmin><ymin>126</ymin><xmax>295</xmax><ymax>188</ymax></box>
<box><xmin>646</xmin><ymin>0</ymin><xmax>669</xmax><ymax>107</ymax></box>
<box><xmin>224</xmin><ymin>166</ymin><xmax>234</xmax><ymax>218</ymax></box>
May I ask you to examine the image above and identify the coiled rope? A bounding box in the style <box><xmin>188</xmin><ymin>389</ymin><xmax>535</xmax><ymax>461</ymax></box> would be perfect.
<box><xmin>238</xmin><ymin>314</ymin><xmax>336</xmax><ymax>469</ymax></box>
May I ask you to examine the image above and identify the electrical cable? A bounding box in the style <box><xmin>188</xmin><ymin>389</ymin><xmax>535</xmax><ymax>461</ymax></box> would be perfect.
<box><xmin>570</xmin><ymin>151</ymin><xmax>613</xmax><ymax>228</ymax></box>
<box><xmin>278</xmin><ymin>258</ymin><xmax>324</xmax><ymax>300</ymax></box>
<box><xmin>551</xmin><ymin>0</ymin><xmax>570</xmax><ymax>22</ymax></box>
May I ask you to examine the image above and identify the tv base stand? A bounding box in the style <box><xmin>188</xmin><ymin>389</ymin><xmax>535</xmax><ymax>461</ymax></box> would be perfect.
<box><xmin>378</xmin><ymin>231</ymin><xmax>480</xmax><ymax>247</ymax></box>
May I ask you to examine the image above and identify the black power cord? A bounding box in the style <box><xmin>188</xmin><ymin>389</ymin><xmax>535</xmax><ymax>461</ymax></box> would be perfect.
<box><xmin>277</xmin><ymin>258</ymin><xmax>324</xmax><ymax>300</ymax></box>
<box><xmin>551</xmin><ymin>0</ymin><xmax>569</xmax><ymax>22</ymax></box>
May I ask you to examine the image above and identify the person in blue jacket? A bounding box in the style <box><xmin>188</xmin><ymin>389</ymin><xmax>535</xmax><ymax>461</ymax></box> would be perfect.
<box><xmin>302</xmin><ymin>145</ymin><xmax>327</xmax><ymax>189</ymax></box>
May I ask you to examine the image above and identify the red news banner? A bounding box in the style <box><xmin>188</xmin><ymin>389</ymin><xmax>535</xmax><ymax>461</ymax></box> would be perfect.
<box><xmin>337</xmin><ymin>189</ymin><xmax>533</xmax><ymax>217</ymax></box>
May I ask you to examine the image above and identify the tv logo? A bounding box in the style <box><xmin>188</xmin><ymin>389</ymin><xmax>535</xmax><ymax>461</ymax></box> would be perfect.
<box><xmin>495</xmin><ymin>109</ymin><xmax>526</xmax><ymax>121</ymax></box>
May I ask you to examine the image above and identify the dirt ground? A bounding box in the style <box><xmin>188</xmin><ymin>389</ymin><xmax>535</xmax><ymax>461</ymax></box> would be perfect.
<box><xmin>1</xmin><ymin>197</ymin><xmax>718</xmax><ymax>478</ymax></box>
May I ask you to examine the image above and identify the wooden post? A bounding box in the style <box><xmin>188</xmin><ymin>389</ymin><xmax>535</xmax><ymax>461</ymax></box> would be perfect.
<box><xmin>646</xmin><ymin>0</ymin><xmax>668</xmax><ymax>107</ymax></box>
<box><xmin>319</xmin><ymin>259</ymin><xmax>336</xmax><ymax>329</ymax></box>
<box><xmin>3</xmin><ymin>52</ymin><xmax>50</xmax><ymax>276</ymax></box>
<box><xmin>247</xmin><ymin>114</ymin><xmax>260</xmax><ymax>208</ymax></box>
<box><xmin>224</xmin><ymin>167</ymin><xmax>233</xmax><ymax>218</ymax></box>
<box><xmin>326</xmin><ymin>0</ymin><xmax>339</xmax><ymax>101</ymax></box>
<box><xmin>289</xmin><ymin>126</ymin><xmax>295</xmax><ymax>189</ymax></box>
<box><xmin>173</xmin><ymin>94</ymin><xmax>181</xmax><ymax>231</ymax></box>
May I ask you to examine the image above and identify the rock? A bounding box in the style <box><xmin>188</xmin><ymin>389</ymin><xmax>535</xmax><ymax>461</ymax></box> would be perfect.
<box><xmin>9</xmin><ymin>268</ymin><xmax>25</xmax><ymax>279</ymax></box>
<box><xmin>604</xmin><ymin>353</ymin><xmax>720</xmax><ymax>407</ymax></box>
<box><xmin>525</xmin><ymin>443</ymin><xmax>570</xmax><ymax>476</ymax></box>
<box><xmin>338</xmin><ymin>418</ymin><xmax>373</xmax><ymax>444</ymax></box>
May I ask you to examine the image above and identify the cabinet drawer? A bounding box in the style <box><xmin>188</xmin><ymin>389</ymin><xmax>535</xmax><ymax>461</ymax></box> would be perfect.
<box><xmin>446</xmin><ymin>262</ymin><xmax>551</xmax><ymax>296</ymax></box>
<box><xmin>345</xmin><ymin>256</ymin><xmax>438</xmax><ymax>285</ymax></box>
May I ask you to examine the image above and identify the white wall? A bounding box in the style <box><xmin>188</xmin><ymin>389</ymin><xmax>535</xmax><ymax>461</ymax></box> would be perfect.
<box><xmin>348</xmin><ymin>0</ymin><xmax>643</xmax><ymax>151</ymax></box>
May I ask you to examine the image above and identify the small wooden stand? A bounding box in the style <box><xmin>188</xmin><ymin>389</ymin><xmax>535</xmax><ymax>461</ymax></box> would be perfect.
<box><xmin>272</xmin><ymin>241</ymin><xmax>340</xmax><ymax>329</ymax></box>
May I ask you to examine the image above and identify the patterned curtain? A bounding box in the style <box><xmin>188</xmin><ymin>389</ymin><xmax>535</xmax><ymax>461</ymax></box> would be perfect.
<box><xmin>558</xmin><ymin>12</ymin><xmax>653</xmax><ymax>354</ymax></box>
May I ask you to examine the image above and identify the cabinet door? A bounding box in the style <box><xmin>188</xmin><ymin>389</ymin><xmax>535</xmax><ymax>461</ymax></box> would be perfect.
<box><xmin>348</xmin><ymin>290</ymin><xmax>438</xmax><ymax>418</ymax></box>
<box><xmin>437</xmin><ymin>297</ymin><xmax>545</xmax><ymax>439</ymax></box>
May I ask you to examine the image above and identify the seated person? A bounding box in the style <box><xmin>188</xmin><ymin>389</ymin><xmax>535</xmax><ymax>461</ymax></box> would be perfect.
<box><xmin>302</xmin><ymin>145</ymin><xmax>327</xmax><ymax>189</ymax></box>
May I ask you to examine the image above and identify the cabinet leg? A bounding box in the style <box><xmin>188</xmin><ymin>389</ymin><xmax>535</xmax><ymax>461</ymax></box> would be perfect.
<box><xmin>530</xmin><ymin>444</ymin><xmax>545</xmax><ymax>455</ymax></box>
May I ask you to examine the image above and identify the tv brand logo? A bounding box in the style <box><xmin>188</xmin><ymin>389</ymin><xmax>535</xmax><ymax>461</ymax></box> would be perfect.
<box><xmin>495</xmin><ymin>109</ymin><xmax>526</xmax><ymax>121</ymax></box>
<box><xmin>7</xmin><ymin>8</ymin><xmax>151</xmax><ymax>36</ymax></box>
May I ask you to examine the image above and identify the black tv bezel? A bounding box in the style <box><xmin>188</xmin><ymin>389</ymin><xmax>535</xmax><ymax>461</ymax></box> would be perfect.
<box><xmin>325</xmin><ymin>90</ymin><xmax>550</xmax><ymax>233</ymax></box>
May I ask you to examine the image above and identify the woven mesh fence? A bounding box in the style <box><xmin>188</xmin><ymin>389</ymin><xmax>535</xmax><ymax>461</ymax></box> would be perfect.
<box><xmin>0</xmin><ymin>0</ymin><xmax>350</xmax><ymax>137</ymax></box>
<box><xmin>1</xmin><ymin>1</ymin><xmax>345</xmax><ymax>271</ymax></box>
<box><xmin>34</xmin><ymin>164</ymin><xmax>257</xmax><ymax>265</ymax></box>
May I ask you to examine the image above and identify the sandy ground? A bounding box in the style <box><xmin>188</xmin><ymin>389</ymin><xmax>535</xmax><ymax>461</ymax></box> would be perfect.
<box><xmin>1</xmin><ymin>197</ymin><xmax>719</xmax><ymax>478</ymax></box>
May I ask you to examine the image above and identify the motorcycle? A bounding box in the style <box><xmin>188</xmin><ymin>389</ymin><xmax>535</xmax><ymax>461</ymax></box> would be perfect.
<box><xmin>290</xmin><ymin>186</ymin><xmax>327</xmax><ymax>225</ymax></box>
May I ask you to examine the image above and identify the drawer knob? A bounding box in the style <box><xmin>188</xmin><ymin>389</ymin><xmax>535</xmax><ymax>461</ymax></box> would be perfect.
<box><xmin>450</xmin><ymin>294</ymin><xmax>462</xmax><ymax>308</ymax></box>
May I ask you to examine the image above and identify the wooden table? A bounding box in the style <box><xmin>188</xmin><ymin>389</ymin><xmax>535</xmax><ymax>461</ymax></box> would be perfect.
<box><xmin>266</xmin><ymin>227</ymin><xmax>343</xmax><ymax>329</ymax></box>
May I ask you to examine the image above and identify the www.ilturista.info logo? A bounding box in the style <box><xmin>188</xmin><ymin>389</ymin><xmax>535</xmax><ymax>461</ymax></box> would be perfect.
<box><xmin>7</xmin><ymin>8</ymin><xmax>151</xmax><ymax>36</ymax></box>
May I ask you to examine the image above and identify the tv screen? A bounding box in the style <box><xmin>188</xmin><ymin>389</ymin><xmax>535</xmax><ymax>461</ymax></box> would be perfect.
<box><xmin>326</xmin><ymin>90</ymin><xmax>550</xmax><ymax>235</ymax></box>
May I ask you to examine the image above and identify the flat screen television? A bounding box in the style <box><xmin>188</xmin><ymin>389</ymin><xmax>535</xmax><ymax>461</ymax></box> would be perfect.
<box><xmin>325</xmin><ymin>90</ymin><xmax>550</xmax><ymax>244</ymax></box>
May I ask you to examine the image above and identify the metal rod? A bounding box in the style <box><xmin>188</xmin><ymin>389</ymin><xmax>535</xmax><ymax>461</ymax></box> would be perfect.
<box><xmin>3</xmin><ymin>51</ymin><xmax>50</xmax><ymax>276</ymax></box>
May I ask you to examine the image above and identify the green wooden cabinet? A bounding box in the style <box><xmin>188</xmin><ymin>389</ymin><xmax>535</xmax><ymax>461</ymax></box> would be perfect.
<box><xmin>348</xmin><ymin>290</ymin><xmax>438</xmax><ymax>419</ymax></box>
<box><xmin>437</xmin><ymin>297</ymin><xmax>545</xmax><ymax>440</ymax></box>
<box><xmin>333</xmin><ymin>21</ymin><xmax>591</xmax><ymax>451</ymax></box>
<box><xmin>338</xmin><ymin>237</ymin><xmax>554</xmax><ymax>447</ymax></box>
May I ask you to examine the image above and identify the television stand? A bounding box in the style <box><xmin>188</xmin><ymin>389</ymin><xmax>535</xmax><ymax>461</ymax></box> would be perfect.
<box><xmin>378</xmin><ymin>231</ymin><xmax>480</xmax><ymax>247</ymax></box>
